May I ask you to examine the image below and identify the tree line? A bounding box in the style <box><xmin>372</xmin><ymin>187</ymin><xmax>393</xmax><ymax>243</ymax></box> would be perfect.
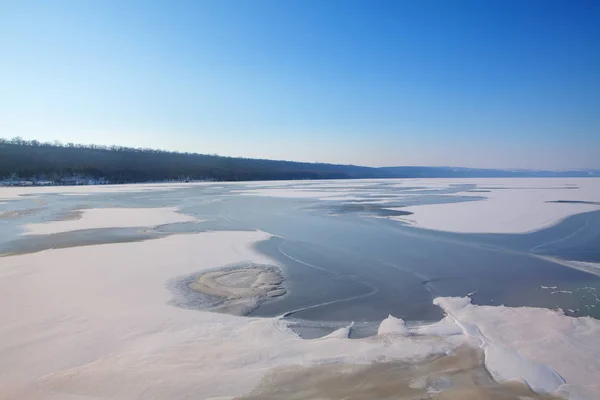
<box><xmin>0</xmin><ymin>137</ymin><xmax>386</xmax><ymax>183</ymax></box>
<box><xmin>2</xmin><ymin>137</ymin><xmax>597</xmax><ymax>184</ymax></box>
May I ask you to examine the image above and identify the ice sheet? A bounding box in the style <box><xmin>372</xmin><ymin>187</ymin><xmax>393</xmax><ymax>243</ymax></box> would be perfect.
<box><xmin>537</xmin><ymin>256</ymin><xmax>600</xmax><ymax>277</ymax></box>
<box><xmin>0</xmin><ymin>182</ymin><xmax>207</xmax><ymax>200</ymax></box>
<box><xmin>22</xmin><ymin>207</ymin><xmax>196</xmax><ymax>235</ymax></box>
<box><xmin>389</xmin><ymin>178</ymin><xmax>600</xmax><ymax>233</ymax></box>
<box><xmin>2</xmin><ymin>229</ymin><xmax>597</xmax><ymax>399</ymax></box>
<box><xmin>227</xmin><ymin>178</ymin><xmax>600</xmax><ymax>234</ymax></box>
<box><xmin>0</xmin><ymin>230</ymin><xmax>459</xmax><ymax>400</ymax></box>
<box><xmin>409</xmin><ymin>316</ymin><xmax>464</xmax><ymax>336</ymax></box>
<box><xmin>236</xmin><ymin>188</ymin><xmax>363</xmax><ymax>198</ymax></box>
<box><xmin>434</xmin><ymin>296</ymin><xmax>600</xmax><ymax>399</ymax></box>
<box><xmin>2</xmin><ymin>190</ymin><xmax>600</xmax><ymax>399</ymax></box>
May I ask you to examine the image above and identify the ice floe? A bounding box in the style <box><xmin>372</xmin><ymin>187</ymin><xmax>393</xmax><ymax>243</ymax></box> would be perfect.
<box><xmin>0</xmin><ymin>182</ymin><xmax>202</xmax><ymax>201</ymax></box>
<box><xmin>434</xmin><ymin>296</ymin><xmax>600</xmax><ymax>399</ymax></box>
<box><xmin>387</xmin><ymin>178</ymin><xmax>600</xmax><ymax>233</ymax></box>
<box><xmin>22</xmin><ymin>207</ymin><xmax>196</xmax><ymax>235</ymax></box>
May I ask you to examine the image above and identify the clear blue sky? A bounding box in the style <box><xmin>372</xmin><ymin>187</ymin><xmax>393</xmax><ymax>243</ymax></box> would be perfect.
<box><xmin>1</xmin><ymin>0</ymin><xmax>598</xmax><ymax>169</ymax></box>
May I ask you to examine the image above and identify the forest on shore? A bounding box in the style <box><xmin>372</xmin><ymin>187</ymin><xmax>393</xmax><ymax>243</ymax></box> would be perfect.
<box><xmin>1</xmin><ymin>137</ymin><xmax>598</xmax><ymax>184</ymax></box>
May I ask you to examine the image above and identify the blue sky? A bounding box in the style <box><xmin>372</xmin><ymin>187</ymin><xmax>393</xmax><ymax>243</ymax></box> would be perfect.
<box><xmin>1</xmin><ymin>0</ymin><xmax>598</xmax><ymax>169</ymax></box>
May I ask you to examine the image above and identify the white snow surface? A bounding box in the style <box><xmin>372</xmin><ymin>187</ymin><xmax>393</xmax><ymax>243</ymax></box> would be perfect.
<box><xmin>389</xmin><ymin>178</ymin><xmax>600</xmax><ymax>233</ymax></box>
<box><xmin>434</xmin><ymin>296</ymin><xmax>600</xmax><ymax>399</ymax></box>
<box><xmin>377</xmin><ymin>314</ymin><xmax>411</xmax><ymax>336</ymax></box>
<box><xmin>0</xmin><ymin>182</ymin><xmax>203</xmax><ymax>200</ymax></box>
<box><xmin>409</xmin><ymin>316</ymin><xmax>464</xmax><ymax>337</ymax></box>
<box><xmin>22</xmin><ymin>207</ymin><xmax>196</xmax><ymax>235</ymax></box>
<box><xmin>322</xmin><ymin>322</ymin><xmax>355</xmax><ymax>339</ymax></box>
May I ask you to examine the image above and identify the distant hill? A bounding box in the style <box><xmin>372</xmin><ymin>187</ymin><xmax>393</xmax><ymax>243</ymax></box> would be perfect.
<box><xmin>376</xmin><ymin>166</ymin><xmax>600</xmax><ymax>178</ymax></box>
<box><xmin>1</xmin><ymin>138</ymin><xmax>598</xmax><ymax>184</ymax></box>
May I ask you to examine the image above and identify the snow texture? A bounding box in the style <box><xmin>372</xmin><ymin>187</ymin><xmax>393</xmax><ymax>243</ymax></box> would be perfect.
<box><xmin>377</xmin><ymin>314</ymin><xmax>410</xmax><ymax>336</ymax></box>
<box><xmin>388</xmin><ymin>178</ymin><xmax>600</xmax><ymax>233</ymax></box>
<box><xmin>434</xmin><ymin>296</ymin><xmax>600</xmax><ymax>399</ymax></box>
<box><xmin>22</xmin><ymin>207</ymin><xmax>196</xmax><ymax>235</ymax></box>
<box><xmin>0</xmin><ymin>182</ymin><xmax>201</xmax><ymax>200</ymax></box>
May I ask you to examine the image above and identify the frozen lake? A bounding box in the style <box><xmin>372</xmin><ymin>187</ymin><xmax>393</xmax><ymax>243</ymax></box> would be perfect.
<box><xmin>2</xmin><ymin>179</ymin><xmax>599</xmax><ymax>329</ymax></box>
<box><xmin>1</xmin><ymin>178</ymin><xmax>599</xmax><ymax>399</ymax></box>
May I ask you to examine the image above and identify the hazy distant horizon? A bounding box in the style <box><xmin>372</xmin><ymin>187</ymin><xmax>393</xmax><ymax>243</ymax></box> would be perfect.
<box><xmin>1</xmin><ymin>1</ymin><xmax>598</xmax><ymax>169</ymax></box>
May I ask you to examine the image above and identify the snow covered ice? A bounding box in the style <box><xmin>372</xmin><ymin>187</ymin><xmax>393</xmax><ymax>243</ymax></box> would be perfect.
<box><xmin>1</xmin><ymin>179</ymin><xmax>599</xmax><ymax>399</ymax></box>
